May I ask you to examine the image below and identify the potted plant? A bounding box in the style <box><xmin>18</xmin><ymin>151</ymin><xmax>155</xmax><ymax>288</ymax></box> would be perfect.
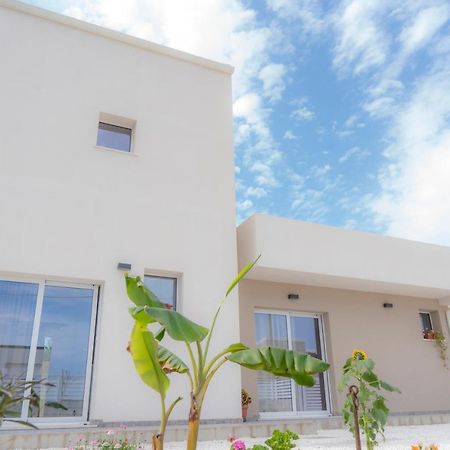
<box><xmin>241</xmin><ymin>389</ymin><xmax>252</xmax><ymax>422</ymax></box>
<box><xmin>423</xmin><ymin>329</ymin><xmax>435</xmax><ymax>340</ymax></box>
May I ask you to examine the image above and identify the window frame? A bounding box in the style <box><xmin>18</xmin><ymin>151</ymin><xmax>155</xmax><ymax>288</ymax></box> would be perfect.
<box><xmin>97</xmin><ymin>122</ymin><xmax>132</xmax><ymax>153</ymax></box>
<box><xmin>95</xmin><ymin>112</ymin><xmax>136</xmax><ymax>154</ymax></box>
<box><xmin>143</xmin><ymin>274</ymin><xmax>178</xmax><ymax>311</ymax></box>
<box><xmin>253</xmin><ymin>308</ymin><xmax>332</xmax><ymax>419</ymax></box>
<box><xmin>0</xmin><ymin>276</ymin><xmax>99</xmax><ymax>425</ymax></box>
<box><xmin>419</xmin><ymin>311</ymin><xmax>434</xmax><ymax>332</ymax></box>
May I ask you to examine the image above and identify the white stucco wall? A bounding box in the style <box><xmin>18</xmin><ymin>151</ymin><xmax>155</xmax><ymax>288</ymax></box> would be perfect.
<box><xmin>0</xmin><ymin>1</ymin><xmax>240</xmax><ymax>423</ymax></box>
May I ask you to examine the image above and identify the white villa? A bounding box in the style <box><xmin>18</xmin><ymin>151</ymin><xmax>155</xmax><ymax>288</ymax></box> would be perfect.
<box><xmin>1</xmin><ymin>0</ymin><xmax>450</xmax><ymax>432</ymax></box>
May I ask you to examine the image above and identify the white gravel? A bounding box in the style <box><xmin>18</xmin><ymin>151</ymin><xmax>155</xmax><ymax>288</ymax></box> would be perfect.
<box><xmin>164</xmin><ymin>424</ymin><xmax>450</xmax><ymax>450</ymax></box>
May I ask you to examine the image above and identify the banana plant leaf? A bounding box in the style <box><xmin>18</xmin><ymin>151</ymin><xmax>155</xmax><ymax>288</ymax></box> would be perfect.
<box><xmin>125</xmin><ymin>275</ymin><xmax>165</xmax><ymax>308</ymax></box>
<box><xmin>129</xmin><ymin>306</ymin><xmax>157</xmax><ymax>324</ymax></box>
<box><xmin>227</xmin><ymin>346</ymin><xmax>330</xmax><ymax>387</ymax></box>
<box><xmin>226</xmin><ymin>255</ymin><xmax>261</xmax><ymax>297</ymax></box>
<box><xmin>221</xmin><ymin>343</ymin><xmax>248</xmax><ymax>354</ymax></box>
<box><xmin>158</xmin><ymin>345</ymin><xmax>189</xmax><ymax>374</ymax></box>
<box><xmin>129</xmin><ymin>322</ymin><xmax>169</xmax><ymax>397</ymax></box>
<box><xmin>138</xmin><ymin>306</ymin><xmax>209</xmax><ymax>343</ymax></box>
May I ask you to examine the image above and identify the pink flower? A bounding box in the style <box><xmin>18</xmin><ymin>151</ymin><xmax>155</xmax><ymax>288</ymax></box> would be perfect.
<box><xmin>227</xmin><ymin>434</ymin><xmax>235</xmax><ymax>443</ymax></box>
<box><xmin>233</xmin><ymin>439</ymin><xmax>246</xmax><ymax>450</ymax></box>
<box><xmin>107</xmin><ymin>429</ymin><xmax>116</xmax><ymax>435</ymax></box>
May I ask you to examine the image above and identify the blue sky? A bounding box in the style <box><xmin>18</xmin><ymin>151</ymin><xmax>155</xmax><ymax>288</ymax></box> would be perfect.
<box><xmin>25</xmin><ymin>0</ymin><xmax>450</xmax><ymax>245</ymax></box>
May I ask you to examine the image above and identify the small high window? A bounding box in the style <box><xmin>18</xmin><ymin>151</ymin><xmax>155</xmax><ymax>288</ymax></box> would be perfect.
<box><xmin>96</xmin><ymin>113</ymin><xmax>135</xmax><ymax>153</ymax></box>
<box><xmin>420</xmin><ymin>312</ymin><xmax>433</xmax><ymax>332</ymax></box>
<box><xmin>144</xmin><ymin>275</ymin><xmax>178</xmax><ymax>310</ymax></box>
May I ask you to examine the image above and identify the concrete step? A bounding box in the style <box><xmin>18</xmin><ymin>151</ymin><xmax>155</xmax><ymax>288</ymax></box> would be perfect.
<box><xmin>1</xmin><ymin>412</ymin><xmax>450</xmax><ymax>449</ymax></box>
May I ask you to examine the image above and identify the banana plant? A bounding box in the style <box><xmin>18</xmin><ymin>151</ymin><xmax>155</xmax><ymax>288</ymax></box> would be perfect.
<box><xmin>125</xmin><ymin>257</ymin><xmax>330</xmax><ymax>450</ymax></box>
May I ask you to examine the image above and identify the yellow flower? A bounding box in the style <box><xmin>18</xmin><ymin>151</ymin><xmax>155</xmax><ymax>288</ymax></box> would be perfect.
<box><xmin>352</xmin><ymin>349</ymin><xmax>368</xmax><ymax>361</ymax></box>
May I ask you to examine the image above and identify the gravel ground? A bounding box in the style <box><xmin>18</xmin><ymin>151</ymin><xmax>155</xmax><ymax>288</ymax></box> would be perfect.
<box><xmin>163</xmin><ymin>424</ymin><xmax>450</xmax><ymax>450</ymax></box>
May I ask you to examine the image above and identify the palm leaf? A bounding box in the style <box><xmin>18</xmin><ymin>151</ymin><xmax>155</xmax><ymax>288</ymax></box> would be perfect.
<box><xmin>141</xmin><ymin>307</ymin><xmax>209</xmax><ymax>343</ymax></box>
<box><xmin>125</xmin><ymin>275</ymin><xmax>165</xmax><ymax>308</ymax></box>
<box><xmin>227</xmin><ymin>346</ymin><xmax>329</xmax><ymax>387</ymax></box>
<box><xmin>129</xmin><ymin>322</ymin><xmax>169</xmax><ymax>397</ymax></box>
<box><xmin>226</xmin><ymin>255</ymin><xmax>260</xmax><ymax>297</ymax></box>
<box><xmin>158</xmin><ymin>346</ymin><xmax>189</xmax><ymax>374</ymax></box>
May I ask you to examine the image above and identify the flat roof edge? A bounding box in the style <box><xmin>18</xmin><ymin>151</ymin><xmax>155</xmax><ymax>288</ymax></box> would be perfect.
<box><xmin>0</xmin><ymin>0</ymin><xmax>234</xmax><ymax>75</ymax></box>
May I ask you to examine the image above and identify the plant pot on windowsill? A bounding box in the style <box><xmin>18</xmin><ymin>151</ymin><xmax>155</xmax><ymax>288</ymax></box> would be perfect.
<box><xmin>242</xmin><ymin>406</ymin><xmax>248</xmax><ymax>422</ymax></box>
<box><xmin>241</xmin><ymin>389</ymin><xmax>252</xmax><ymax>422</ymax></box>
<box><xmin>423</xmin><ymin>330</ymin><xmax>435</xmax><ymax>340</ymax></box>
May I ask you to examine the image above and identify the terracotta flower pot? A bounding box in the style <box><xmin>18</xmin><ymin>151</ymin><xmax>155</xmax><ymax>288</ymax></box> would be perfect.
<box><xmin>242</xmin><ymin>406</ymin><xmax>248</xmax><ymax>422</ymax></box>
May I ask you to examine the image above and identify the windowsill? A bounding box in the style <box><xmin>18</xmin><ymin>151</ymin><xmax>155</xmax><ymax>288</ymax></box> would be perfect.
<box><xmin>94</xmin><ymin>145</ymin><xmax>138</xmax><ymax>156</ymax></box>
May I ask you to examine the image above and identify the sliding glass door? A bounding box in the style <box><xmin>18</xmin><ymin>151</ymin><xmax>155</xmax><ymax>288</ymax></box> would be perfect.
<box><xmin>255</xmin><ymin>310</ymin><xmax>330</xmax><ymax>417</ymax></box>
<box><xmin>0</xmin><ymin>279</ymin><xmax>97</xmax><ymax>423</ymax></box>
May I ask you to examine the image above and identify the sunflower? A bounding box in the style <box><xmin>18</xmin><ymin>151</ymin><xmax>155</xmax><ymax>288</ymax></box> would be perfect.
<box><xmin>352</xmin><ymin>349</ymin><xmax>368</xmax><ymax>361</ymax></box>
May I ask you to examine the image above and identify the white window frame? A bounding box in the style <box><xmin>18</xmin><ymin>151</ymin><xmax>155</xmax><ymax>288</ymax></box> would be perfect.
<box><xmin>254</xmin><ymin>308</ymin><xmax>332</xmax><ymax>419</ymax></box>
<box><xmin>0</xmin><ymin>277</ymin><xmax>98</xmax><ymax>425</ymax></box>
<box><xmin>95</xmin><ymin>112</ymin><xmax>136</xmax><ymax>155</ymax></box>
<box><xmin>144</xmin><ymin>269</ymin><xmax>183</xmax><ymax>312</ymax></box>
<box><xmin>419</xmin><ymin>311</ymin><xmax>434</xmax><ymax>331</ymax></box>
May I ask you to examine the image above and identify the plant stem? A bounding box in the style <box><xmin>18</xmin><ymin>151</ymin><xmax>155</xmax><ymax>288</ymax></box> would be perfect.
<box><xmin>185</xmin><ymin>343</ymin><xmax>199</xmax><ymax>388</ymax></box>
<box><xmin>203</xmin><ymin>297</ymin><xmax>225</xmax><ymax>362</ymax></box>
<box><xmin>196</xmin><ymin>342</ymin><xmax>204</xmax><ymax>382</ymax></box>
<box><xmin>186</xmin><ymin>391</ymin><xmax>202</xmax><ymax>450</ymax></box>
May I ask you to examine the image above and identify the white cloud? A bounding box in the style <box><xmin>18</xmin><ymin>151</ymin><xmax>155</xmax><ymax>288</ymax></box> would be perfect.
<box><xmin>245</xmin><ymin>186</ymin><xmax>268</xmax><ymax>198</ymax></box>
<box><xmin>332</xmin><ymin>0</ymin><xmax>391</xmax><ymax>75</ymax></box>
<box><xmin>292</xmin><ymin>106</ymin><xmax>315</xmax><ymax>121</ymax></box>
<box><xmin>267</xmin><ymin>0</ymin><xmax>325</xmax><ymax>35</ymax></box>
<box><xmin>399</xmin><ymin>4</ymin><xmax>450</xmax><ymax>56</ymax></box>
<box><xmin>339</xmin><ymin>146</ymin><xmax>370</xmax><ymax>163</ymax></box>
<box><xmin>258</xmin><ymin>63</ymin><xmax>286</xmax><ymax>102</ymax></box>
<box><xmin>312</xmin><ymin>164</ymin><xmax>331</xmax><ymax>179</ymax></box>
<box><xmin>237</xmin><ymin>199</ymin><xmax>253</xmax><ymax>211</ymax></box>
<box><xmin>371</xmin><ymin>63</ymin><xmax>450</xmax><ymax>245</ymax></box>
<box><xmin>283</xmin><ymin>130</ymin><xmax>297</xmax><ymax>140</ymax></box>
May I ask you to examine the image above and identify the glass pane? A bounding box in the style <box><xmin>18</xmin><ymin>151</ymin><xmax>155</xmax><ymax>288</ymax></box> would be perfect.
<box><xmin>97</xmin><ymin>122</ymin><xmax>132</xmax><ymax>152</ymax></box>
<box><xmin>0</xmin><ymin>280</ymin><xmax>38</xmax><ymax>416</ymax></box>
<box><xmin>291</xmin><ymin>316</ymin><xmax>327</xmax><ymax>412</ymax></box>
<box><xmin>144</xmin><ymin>276</ymin><xmax>177</xmax><ymax>310</ymax></box>
<box><xmin>255</xmin><ymin>313</ymin><xmax>292</xmax><ymax>412</ymax></box>
<box><xmin>31</xmin><ymin>286</ymin><xmax>93</xmax><ymax>418</ymax></box>
<box><xmin>420</xmin><ymin>312</ymin><xmax>433</xmax><ymax>331</ymax></box>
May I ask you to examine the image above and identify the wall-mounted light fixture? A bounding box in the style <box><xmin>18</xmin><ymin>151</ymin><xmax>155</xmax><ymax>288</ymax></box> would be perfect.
<box><xmin>117</xmin><ymin>262</ymin><xmax>132</xmax><ymax>271</ymax></box>
<box><xmin>383</xmin><ymin>302</ymin><xmax>393</xmax><ymax>309</ymax></box>
<box><xmin>288</xmin><ymin>293</ymin><xmax>300</xmax><ymax>300</ymax></box>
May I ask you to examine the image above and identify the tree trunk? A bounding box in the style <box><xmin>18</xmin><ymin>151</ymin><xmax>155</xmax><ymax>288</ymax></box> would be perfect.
<box><xmin>152</xmin><ymin>433</ymin><xmax>163</xmax><ymax>450</ymax></box>
<box><xmin>186</xmin><ymin>392</ymin><xmax>201</xmax><ymax>450</ymax></box>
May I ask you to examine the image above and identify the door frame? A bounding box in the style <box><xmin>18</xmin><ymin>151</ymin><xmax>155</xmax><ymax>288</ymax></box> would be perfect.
<box><xmin>0</xmin><ymin>277</ymin><xmax>99</xmax><ymax>424</ymax></box>
<box><xmin>255</xmin><ymin>308</ymin><xmax>332</xmax><ymax>419</ymax></box>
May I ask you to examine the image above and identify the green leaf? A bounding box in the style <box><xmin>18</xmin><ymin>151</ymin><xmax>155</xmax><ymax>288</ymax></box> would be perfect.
<box><xmin>380</xmin><ymin>380</ymin><xmax>401</xmax><ymax>393</ymax></box>
<box><xmin>125</xmin><ymin>275</ymin><xmax>165</xmax><ymax>308</ymax></box>
<box><xmin>222</xmin><ymin>343</ymin><xmax>248</xmax><ymax>354</ymax></box>
<box><xmin>143</xmin><ymin>307</ymin><xmax>209</xmax><ymax>342</ymax></box>
<box><xmin>372</xmin><ymin>398</ymin><xmax>389</xmax><ymax>426</ymax></box>
<box><xmin>362</xmin><ymin>370</ymin><xmax>380</xmax><ymax>387</ymax></box>
<box><xmin>227</xmin><ymin>346</ymin><xmax>329</xmax><ymax>387</ymax></box>
<box><xmin>158</xmin><ymin>345</ymin><xmax>189</xmax><ymax>374</ymax></box>
<box><xmin>129</xmin><ymin>322</ymin><xmax>169</xmax><ymax>397</ymax></box>
<box><xmin>225</xmin><ymin>255</ymin><xmax>260</xmax><ymax>297</ymax></box>
<box><xmin>129</xmin><ymin>306</ymin><xmax>156</xmax><ymax>324</ymax></box>
<box><xmin>155</xmin><ymin>326</ymin><xmax>166</xmax><ymax>341</ymax></box>
<box><xmin>4</xmin><ymin>418</ymin><xmax>38</xmax><ymax>429</ymax></box>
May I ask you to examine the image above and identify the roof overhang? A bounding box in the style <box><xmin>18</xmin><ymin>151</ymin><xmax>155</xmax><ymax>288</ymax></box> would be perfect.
<box><xmin>237</xmin><ymin>214</ymin><xmax>450</xmax><ymax>300</ymax></box>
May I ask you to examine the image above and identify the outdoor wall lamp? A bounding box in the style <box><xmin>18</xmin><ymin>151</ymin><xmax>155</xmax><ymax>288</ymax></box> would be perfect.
<box><xmin>117</xmin><ymin>262</ymin><xmax>132</xmax><ymax>271</ymax></box>
<box><xmin>383</xmin><ymin>302</ymin><xmax>394</xmax><ymax>308</ymax></box>
<box><xmin>288</xmin><ymin>293</ymin><xmax>300</xmax><ymax>300</ymax></box>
